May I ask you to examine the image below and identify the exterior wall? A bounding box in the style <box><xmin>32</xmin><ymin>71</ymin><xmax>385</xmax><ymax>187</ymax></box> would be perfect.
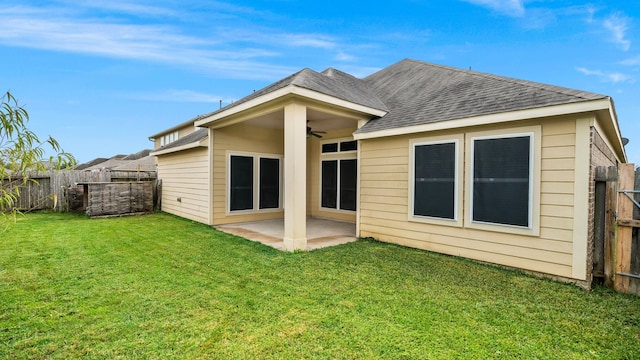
<box><xmin>586</xmin><ymin>124</ymin><xmax>619</xmax><ymax>282</ymax></box>
<box><xmin>211</xmin><ymin>123</ymin><xmax>285</xmax><ymax>225</ymax></box>
<box><xmin>359</xmin><ymin>116</ymin><xmax>585</xmax><ymax>279</ymax></box>
<box><xmin>156</xmin><ymin>147</ymin><xmax>209</xmax><ymax>224</ymax></box>
<box><xmin>152</xmin><ymin>124</ymin><xmax>196</xmax><ymax>149</ymax></box>
<box><xmin>308</xmin><ymin>127</ymin><xmax>358</xmax><ymax>223</ymax></box>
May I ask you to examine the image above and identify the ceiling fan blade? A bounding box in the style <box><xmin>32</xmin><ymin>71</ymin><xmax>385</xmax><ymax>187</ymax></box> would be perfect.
<box><xmin>311</xmin><ymin>132</ymin><xmax>323</xmax><ymax>138</ymax></box>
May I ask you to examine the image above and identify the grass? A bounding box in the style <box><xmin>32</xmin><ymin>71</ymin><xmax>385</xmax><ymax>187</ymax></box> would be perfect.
<box><xmin>1</xmin><ymin>212</ymin><xmax>639</xmax><ymax>359</ymax></box>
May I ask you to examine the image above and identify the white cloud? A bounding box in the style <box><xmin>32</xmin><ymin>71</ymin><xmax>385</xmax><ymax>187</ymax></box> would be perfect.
<box><xmin>63</xmin><ymin>0</ymin><xmax>180</xmax><ymax>18</ymax></box>
<box><xmin>0</xmin><ymin>6</ymin><xmax>335</xmax><ymax>80</ymax></box>
<box><xmin>620</xmin><ymin>56</ymin><xmax>640</xmax><ymax>66</ymax></box>
<box><xmin>520</xmin><ymin>8</ymin><xmax>556</xmax><ymax>29</ymax></box>
<box><xmin>335</xmin><ymin>51</ymin><xmax>356</xmax><ymax>62</ymax></box>
<box><xmin>281</xmin><ymin>34</ymin><xmax>337</xmax><ymax>49</ymax></box>
<box><xmin>603</xmin><ymin>13</ymin><xmax>631</xmax><ymax>51</ymax></box>
<box><xmin>462</xmin><ymin>0</ymin><xmax>525</xmax><ymax>17</ymax></box>
<box><xmin>576</xmin><ymin>67</ymin><xmax>632</xmax><ymax>83</ymax></box>
<box><xmin>584</xmin><ymin>5</ymin><xmax>597</xmax><ymax>24</ymax></box>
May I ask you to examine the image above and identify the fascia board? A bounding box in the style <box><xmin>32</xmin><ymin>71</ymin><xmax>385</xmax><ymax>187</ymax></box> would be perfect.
<box><xmin>150</xmin><ymin>138</ymin><xmax>208</xmax><ymax>156</ymax></box>
<box><xmin>354</xmin><ymin>99</ymin><xmax>612</xmax><ymax>140</ymax></box>
<box><xmin>195</xmin><ymin>85</ymin><xmax>387</xmax><ymax>128</ymax></box>
<box><xmin>148</xmin><ymin>119</ymin><xmax>199</xmax><ymax>139</ymax></box>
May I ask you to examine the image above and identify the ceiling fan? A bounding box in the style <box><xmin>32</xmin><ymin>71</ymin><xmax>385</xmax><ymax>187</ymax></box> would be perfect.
<box><xmin>306</xmin><ymin>121</ymin><xmax>326</xmax><ymax>138</ymax></box>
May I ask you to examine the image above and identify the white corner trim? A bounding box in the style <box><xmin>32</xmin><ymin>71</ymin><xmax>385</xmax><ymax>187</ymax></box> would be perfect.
<box><xmin>572</xmin><ymin>118</ymin><xmax>591</xmax><ymax>280</ymax></box>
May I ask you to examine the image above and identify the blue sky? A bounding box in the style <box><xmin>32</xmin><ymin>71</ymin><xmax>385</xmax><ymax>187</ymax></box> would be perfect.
<box><xmin>1</xmin><ymin>0</ymin><xmax>638</xmax><ymax>164</ymax></box>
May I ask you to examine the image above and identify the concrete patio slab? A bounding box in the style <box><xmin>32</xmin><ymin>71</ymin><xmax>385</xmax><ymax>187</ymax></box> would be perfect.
<box><xmin>216</xmin><ymin>218</ymin><xmax>357</xmax><ymax>251</ymax></box>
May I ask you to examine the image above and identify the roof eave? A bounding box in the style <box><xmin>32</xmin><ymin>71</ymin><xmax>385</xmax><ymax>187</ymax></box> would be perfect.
<box><xmin>148</xmin><ymin>118</ymin><xmax>200</xmax><ymax>140</ymax></box>
<box><xmin>354</xmin><ymin>98</ymin><xmax>612</xmax><ymax>140</ymax></box>
<box><xmin>599</xmin><ymin>97</ymin><xmax>627</xmax><ymax>163</ymax></box>
<box><xmin>195</xmin><ymin>84</ymin><xmax>387</xmax><ymax>128</ymax></box>
<box><xmin>150</xmin><ymin>137</ymin><xmax>209</xmax><ymax>156</ymax></box>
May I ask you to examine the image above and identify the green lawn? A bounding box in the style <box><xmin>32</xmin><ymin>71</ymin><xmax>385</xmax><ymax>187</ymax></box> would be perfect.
<box><xmin>1</xmin><ymin>212</ymin><xmax>639</xmax><ymax>359</ymax></box>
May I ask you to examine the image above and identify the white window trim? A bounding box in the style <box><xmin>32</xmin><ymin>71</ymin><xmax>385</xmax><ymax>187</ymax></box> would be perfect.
<box><xmin>227</xmin><ymin>151</ymin><xmax>283</xmax><ymax>215</ymax></box>
<box><xmin>319</xmin><ymin>157</ymin><xmax>357</xmax><ymax>213</ymax></box>
<box><xmin>160</xmin><ymin>131</ymin><xmax>179</xmax><ymax>147</ymax></box>
<box><xmin>320</xmin><ymin>137</ymin><xmax>358</xmax><ymax>155</ymax></box>
<box><xmin>408</xmin><ymin>135</ymin><xmax>463</xmax><ymax>227</ymax></box>
<box><xmin>464</xmin><ymin>126</ymin><xmax>541</xmax><ymax>236</ymax></box>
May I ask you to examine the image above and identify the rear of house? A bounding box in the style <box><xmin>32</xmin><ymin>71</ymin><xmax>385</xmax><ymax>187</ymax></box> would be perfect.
<box><xmin>149</xmin><ymin>123</ymin><xmax>210</xmax><ymax>224</ymax></box>
<box><xmin>357</xmin><ymin>115</ymin><xmax>621</xmax><ymax>283</ymax></box>
<box><xmin>150</xmin><ymin>59</ymin><xmax>627</xmax><ymax>286</ymax></box>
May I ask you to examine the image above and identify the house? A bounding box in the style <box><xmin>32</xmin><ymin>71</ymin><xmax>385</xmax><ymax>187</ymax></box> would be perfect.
<box><xmin>75</xmin><ymin>151</ymin><xmax>157</xmax><ymax>172</ymax></box>
<box><xmin>150</xmin><ymin>59</ymin><xmax>627</xmax><ymax>285</ymax></box>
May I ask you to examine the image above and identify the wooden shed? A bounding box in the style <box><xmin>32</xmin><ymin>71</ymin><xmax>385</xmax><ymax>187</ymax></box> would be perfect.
<box><xmin>80</xmin><ymin>181</ymin><xmax>154</xmax><ymax>218</ymax></box>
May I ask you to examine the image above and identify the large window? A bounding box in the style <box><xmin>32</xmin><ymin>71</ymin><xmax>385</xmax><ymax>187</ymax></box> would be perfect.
<box><xmin>413</xmin><ymin>141</ymin><xmax>457</xmax><ymax>220</ymax></box>
<box><xmin>321</xmin><ymin>159</ymin><xmax>357</xmax><ymax>211</ymax></box>
<box><xmin>259</xmin><ymin>158</ymin><xmax>280</xmax><ymax>209</ymax></box>
<box><xmin>471</xmin><ymin>134</ymin><xmax>532</xmax><ymax>228</ymax></box>
<box><xmin>229</xmin><ymin>154</ymin><xmax>281</xmax><ymax>212</ymax></box>
<box><xmin>230</xmin><ymin>155</ymin><xmax>254</xmax><ymax>211</ymax></box>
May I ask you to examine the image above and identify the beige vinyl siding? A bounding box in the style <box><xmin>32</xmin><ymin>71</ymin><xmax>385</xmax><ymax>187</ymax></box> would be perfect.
<box><xmin>308</xmin><ymin>128</ymin><xmax>357</xmax><ymax>223</ymax></box>
<box><xmin>359</xmin><ymin>117</ymin><xmax>579</xmax><ymax>279</ymax></box>
<box><xmin>211</xmin><ymin>123</ymin><xmax>284</xmax><ymax>225</ymax></box>
<box><xmin>157</xmin><ymin>147</ymin><xmax>209</xmax><ymax>224</ymax></box>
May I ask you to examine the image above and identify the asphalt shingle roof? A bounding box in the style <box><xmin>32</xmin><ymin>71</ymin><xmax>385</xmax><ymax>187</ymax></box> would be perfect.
<box><xmin>186</xmin><ymin>58</ymin><xmax>608</xmax><ymax>136</ymax></box>
<box><xmin>356</xmin><ymin>59</ymin><xmax>607</xmax><ymax>133</ymax></box>
<box><xmin>155</xmin><ymin>128</ymin><xmax>208</xmax><ymax>151</ymax></box>
<box><xmin>195</xmin><ymin>67</ymin><xmax>388</xmax><ymax>122</ymax></box>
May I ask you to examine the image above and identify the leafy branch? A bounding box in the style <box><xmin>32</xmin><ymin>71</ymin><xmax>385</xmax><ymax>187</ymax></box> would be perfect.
<box><xmin>1</xmin><ymin>91</ymin><xmax>76</xmax><ymax>227</ymax></box>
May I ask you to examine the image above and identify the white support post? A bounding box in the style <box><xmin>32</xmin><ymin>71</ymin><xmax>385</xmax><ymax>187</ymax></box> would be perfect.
<box><xmin>283</xmin><ymin>102</ymin><xmax>307</xmax><ymax>251</ymax></box>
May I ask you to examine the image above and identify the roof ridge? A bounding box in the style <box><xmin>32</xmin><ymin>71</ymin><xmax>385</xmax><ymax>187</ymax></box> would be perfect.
<box><xmin>405</xmin><ymin>58</ymin><xmax>606</xmax><ymax>101</ymax></box>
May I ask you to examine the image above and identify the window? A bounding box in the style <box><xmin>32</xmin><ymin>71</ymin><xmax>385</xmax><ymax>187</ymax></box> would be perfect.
<box><xmin>229</xmin><ymin>153</ymin><xmax>281</xmax><ymax>212</ymax></box>
<box><xmin>321</xmin><ymin>159</ymin><xmax>357</xmax><ymax>211</ymax></box>
<box><xmin>321</xmin><ymin>160</ymin><xmax>337</xmax><ymax>208</ymax></box>
<box><xmin>259</xmin><ymin>158</ymin><xmax>280</xmax><ymax>209</ymax></box>
<box><xmin>321</xmin><ymin>140</ymin><xmax>357</xmax><ymax>154</ymax></box>
<box><xmin>230</xmin><ymin>155</ymin><xmax>254</xmax><ymax>211</ymax></box>
<box><xmin>160</xmin><ymin>131</ymin><xmax>179</xmax><ymax>147</ymax></box>
<box><xmin>322</xmin><ymin>143</ymin><xmax>338</xmax><ymax>153</ymax></box>
<box><xmin>320</xmin><ymin>138</ymin><xmax>358</xmax><ymax>212</ymax></box>
<box><xmin>471</xmin><ymin>134</ymin><xmax>532</xmax><ymax>228</ymax></box>
<box><xmin>413</xmin><ymin>141</ymin><xmax>457</xmax><ymax>220</ymax></box>
<box><xmin>340</xmin><ymin>140</ymin><xmax>357</xmax><ymax>152</ymax></box>
<box><xmin>339</xmin><ymin>159</ymin><xmax>357</xmax><ymax>211</ymax></box>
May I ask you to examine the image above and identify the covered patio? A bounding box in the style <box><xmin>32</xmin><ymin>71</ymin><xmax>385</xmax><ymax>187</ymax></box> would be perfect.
<box><xmin>217</xmin><ymin>218</ymin><xmax>358</xmax><ymax>251</ymax></box>
<box><xmin>192</xmin><ymin>68</ymin><xmax>388</xmax><ymax>251</ymax></box>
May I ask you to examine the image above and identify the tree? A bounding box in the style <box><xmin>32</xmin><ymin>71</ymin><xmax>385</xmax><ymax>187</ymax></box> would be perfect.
<box><xmin>1</xmin><ymin>91</ymin><xmax>76</xmax><ymax>227</ymax></box>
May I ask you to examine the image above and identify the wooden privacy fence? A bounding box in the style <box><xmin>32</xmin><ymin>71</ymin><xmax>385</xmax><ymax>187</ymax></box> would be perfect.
<box><xmin>6</xmin><ymin>170</ymin><xmax>156</xmax><ymax>213</ymax></box>
<box><xmin>612</xmin><ymin>164</ymin><xmax>640</xmax><ymax>296</ymax></box>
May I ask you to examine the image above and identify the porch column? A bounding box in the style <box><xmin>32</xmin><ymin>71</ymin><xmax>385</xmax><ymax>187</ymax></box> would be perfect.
<box><xmin>283</xmin><ymin>101</ymin><xmax>307</xmax><ymax>251</ymax></box>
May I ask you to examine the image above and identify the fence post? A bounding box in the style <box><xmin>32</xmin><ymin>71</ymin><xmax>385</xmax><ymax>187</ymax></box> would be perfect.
<box><xmin>604</xmin><ymin>166</ymin><xmax>618</xmax><ymax>287</ymax></box>
<box><xmin>614</xmin><ymin>163</ymin><xmax>635</xmax><ymax>293</ymax></box>
<box><xmin>635</xmin><ymin>167</ymin><xmax>640</xmax><ymax>220</ymax></box>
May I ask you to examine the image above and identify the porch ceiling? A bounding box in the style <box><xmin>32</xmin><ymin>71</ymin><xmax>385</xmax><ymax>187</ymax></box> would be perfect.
<box><xmin>243</xmin><ymin>107</ymin><xmax>359</xmax><ymax>133</ymax></box>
